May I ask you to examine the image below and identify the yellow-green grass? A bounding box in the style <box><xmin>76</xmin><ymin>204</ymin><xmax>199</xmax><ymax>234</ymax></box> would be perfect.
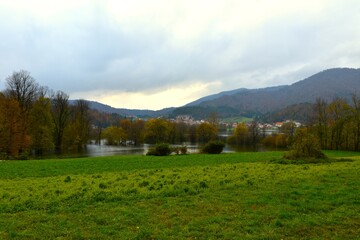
<box><xmin>0</xmin><ymin>151</ymin><xmax>359</xmax><ymax>239</ymax></box>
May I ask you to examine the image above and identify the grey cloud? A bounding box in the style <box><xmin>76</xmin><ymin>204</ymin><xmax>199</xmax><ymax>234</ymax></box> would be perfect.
<box><xmin>1</xmin><ymin>1</ymin><xmax>359</xmax><ymax>102</ymax></box>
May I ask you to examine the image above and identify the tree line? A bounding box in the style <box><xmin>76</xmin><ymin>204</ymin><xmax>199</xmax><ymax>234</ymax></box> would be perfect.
<box><xmin>0</xmin><ymin>70</ymin><xmax>225</xmax><ymax>159</ymax></box>
<box><xmin>311</xmin><ymin>96</ymin><xmax>360</xmax><ymax>151</ymax></box>
<box><xmin>226</xmin><ymin>95</ymin><xmax>360</xmax><ymax>153</ymax></box>
<box><xmin>101</xmin><ymin>118</ymin><xmax>220</xmax><ymax>146</ymax></box>
<box><xmin>0</xmin><ymin>70</ymin><xmax>93</xmax><ymax>159</ymax></box>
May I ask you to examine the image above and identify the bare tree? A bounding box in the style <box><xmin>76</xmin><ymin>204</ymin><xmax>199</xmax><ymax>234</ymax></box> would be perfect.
<box><xmin>51</xmin><ymin>91</ymin><xmax>71</xmax><ymax>154</ymax></box>
<box><xmin>5</xmin><ymin>70</ymin><xmax>39</xmax><ymax>112</ymax></box>
<box><xmin>313</xmin><ymin>98</ymin><xmax>329</xmax><ymax>149</ymax></box>
<box><xmin>71</xmin><ymin>99</ymin><xmax>91</xmax><ymax>150</ymax></box>
<box><xmin>4</xmin><ymin>70</ymin><xmax>39</xmax><ymax>156</ymax></box>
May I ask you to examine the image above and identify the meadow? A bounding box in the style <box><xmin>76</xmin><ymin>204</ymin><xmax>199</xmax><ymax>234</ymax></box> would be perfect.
<box><xmin>0</xmin><ymin>151</ymin><xmax>359</xmax><ymax>239</ymax></box>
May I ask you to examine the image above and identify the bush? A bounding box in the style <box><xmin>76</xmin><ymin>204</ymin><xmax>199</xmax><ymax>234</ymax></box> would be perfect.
<box><xmin>201</xmin><ymin>141</ymin><xmax>225</xmax><ymax>154</ymax></box>
<box><xmin>146</xmin><ymin>143</ymin><xmax>172</xmax><ymax>156</ymax></box>
<box><xmin>171</xmin><ymin>146</ymin><xmax>188</xmax><ymax>155</ymax></box>
<box><xmin>284</xmin><ymin>128</ymin><xmax>326</xmax><ymax>160</ymax></box>
<box><xmin>179</xmin><ymin>146</ymin><xmax>188</xmax><ymax>155</ymax></box>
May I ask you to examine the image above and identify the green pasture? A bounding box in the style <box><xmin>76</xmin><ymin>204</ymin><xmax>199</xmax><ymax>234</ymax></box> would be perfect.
<box><xmin>221</xmin><ymin>116</ymin><xmax>253</xmax><ymax>124</ymax></box>
<box><xmin>0</xmin><ymin>151</ymin><xmax>359</xmax><ymax>239</ymax></box>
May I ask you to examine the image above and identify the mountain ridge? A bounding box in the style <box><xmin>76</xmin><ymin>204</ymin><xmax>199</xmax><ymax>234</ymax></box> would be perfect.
<box><xmin>195</xmin><ymin>67</ymin><xmax>360</xmax><ymax>114</ymax></box>
<box><xmin>76</xmin><ymin>67</ymin><xmax>360</xmax><ymax>120</ymax></box>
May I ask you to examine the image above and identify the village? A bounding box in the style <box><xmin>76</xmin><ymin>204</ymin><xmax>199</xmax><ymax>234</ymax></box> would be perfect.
<box><xmin>174</xmin><ymin>115</ymin><xmax>302</xmax><ymax>135</ymax></box>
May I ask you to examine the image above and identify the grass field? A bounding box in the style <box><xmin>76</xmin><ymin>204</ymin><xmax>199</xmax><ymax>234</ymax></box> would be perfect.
<box><xmin>0</xmin><ymin>151</ymin><xmax>359</xmax><ymax>239</ymax></box>
<box><xmin>221</xmin><ymin>116</ymin><xmax>253</xmax><ymax>124</ymax></box>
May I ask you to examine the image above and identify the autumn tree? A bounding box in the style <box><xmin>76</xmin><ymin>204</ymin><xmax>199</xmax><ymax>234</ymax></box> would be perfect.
<box><xmin>29</xmin><ymin>97</ymin><xmax>55</xmax><ymax>155</ymax></box>
<box><xmin>279</xmin><ymin>121</ymin><xmax>297</xmax><ymax>145</ymax></box>
<box><xmin>311</xmin><ymin>96</ymin><xmax>360</xmax><ymax>151</ymax></box>
<box><xmin>119</xmin><ymin>119</ymin><xmax>145</xmax><ymax>145</ymax></box>
<box><xmin>327</xmin><ymin>98</ymin><xmax>350</xmax><ymax>150</ymax></box>
<box><xmin>4</xmin><ymin>70</ymin><xmax>40</xmax><ymax>156</ymax></box>
<box><xmin>262</xmin><ymin>134</ymin><xmax>287</xmax><ymax>149</ymax></box>
<box><xmin>144</xmin><ymin>118</ymin><xmax>171</xmax><ymax>144</ymax></box>
<box><xmin>102</xmin><ymin>126</ymin><xmax>126</xmax><ymax>145</ymax></box>
<box><xmin>0</xmin><ymin>94</ymin><xmax>23</xmax><ymax>158</ymax></box>
<box><xmin>284</xmin><ymin>128</ymin><xmax>325</xmax><ymax>160</ymax></box>
<box><xmin>227</xmin><ymin>123</ymin><xmax>248</xmax><ymax>146</ymax></box>
<box><xmin>196</xmin><ymin>122</ymin><xmax>218</xmax><ymax>143</ymax></box>
<box><xmin>130</xmin><ymin>119</ymin><xmax>145</xmax><ymax>145</ymax></box>
<box><xmin>119</xmin><ymin>119</ymin><xmax>131</xmax><ymax>140</ymax></box>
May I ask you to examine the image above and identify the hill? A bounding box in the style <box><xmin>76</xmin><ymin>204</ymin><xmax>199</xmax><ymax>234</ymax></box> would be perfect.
<box><xmin>73</xmin><ymin>68</ymin><xmax>360</xmax><ymax>121</ymax></box>
<box><xmin>178</xmin><ymin>68</ymin><xmax>360</xmax><ymax>119</ymax></box>
<box><xmin>70</xmin><ymin>100</ymin><xmax>174</xmax><ymax>118</ymax></box>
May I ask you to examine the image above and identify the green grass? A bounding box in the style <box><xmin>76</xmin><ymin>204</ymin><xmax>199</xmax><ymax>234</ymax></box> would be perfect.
<box><xmin>221</xmin><ymin>116</ymin><xmax>253</xmax><ymax>124</ymax></box>
<box><xmin>0</xmin><ymin>151</ymin><xmax>359</xmax><ymax>239</ymax></box>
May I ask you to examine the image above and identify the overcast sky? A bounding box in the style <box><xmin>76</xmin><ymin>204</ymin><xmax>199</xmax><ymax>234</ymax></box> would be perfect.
<box><xmin>0</xmin><ymin>0</ymin><xmax>359</xmax><ymax>110</ymax></box>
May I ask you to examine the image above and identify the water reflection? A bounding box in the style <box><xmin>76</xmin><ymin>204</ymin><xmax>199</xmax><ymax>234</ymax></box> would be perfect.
<box><xmin>85</xmin><ymin>143</ymin><xmax>201</xmax><ymax>157</ymax></box>
<box><xmin>79</xmin><ymin>142</ymin><xmax>281</xmax><ymax>157</ymax></box>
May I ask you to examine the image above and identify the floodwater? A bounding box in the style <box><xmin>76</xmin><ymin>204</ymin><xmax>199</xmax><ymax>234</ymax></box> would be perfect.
<box><xmin>68</xmin><ymin>142</ymin><xmax>281</xmax><ymax>158</ymax></box>
<box><xmin>84</xmin><ymin>143</ymin><xmax>201</xmax><ymax>157</ymax></box>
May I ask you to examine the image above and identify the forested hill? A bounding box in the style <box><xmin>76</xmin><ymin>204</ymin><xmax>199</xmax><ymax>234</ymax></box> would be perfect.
<box><xmin>70</xmin><ymin>100</ymin><xmax>174</xmax><ymax>118</ymax></box>
<box><xmin>190</xmin><ymin>68</ymin><xmax>360</xmax><ymax>114</ymax></box>
<box><xmin>80</xmin><ymin>68</ymin><xmax>360</xmax><ymax>119</ymax></box>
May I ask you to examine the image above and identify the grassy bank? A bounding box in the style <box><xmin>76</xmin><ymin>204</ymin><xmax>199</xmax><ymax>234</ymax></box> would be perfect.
<box><xmin>0</xmin><ymin>151</ymin><xmax>359</xmax><ymax>239</ymax></box>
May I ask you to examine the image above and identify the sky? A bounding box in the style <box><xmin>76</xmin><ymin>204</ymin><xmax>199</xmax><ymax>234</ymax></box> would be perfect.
<box><xmin>0</xmin><ymin>0</ymin><xmax>359</xmax><ymax>110</ymax></box>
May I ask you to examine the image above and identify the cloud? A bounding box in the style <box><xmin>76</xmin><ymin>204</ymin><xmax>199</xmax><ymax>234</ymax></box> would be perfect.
<box><xmin>0</xmin><ymin>0</ymin><xmax>359</xmax><ymax>109</ymax></box>
<box><xmin>73</xmin><ymin>81</ymin><xmax>222</xmax><ymax>110</ymax></box>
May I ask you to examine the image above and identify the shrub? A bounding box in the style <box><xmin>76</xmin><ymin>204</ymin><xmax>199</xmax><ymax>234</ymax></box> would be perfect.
<box><xmin>171</xmin><ymin>146</ymin><xmax>188</xmax><ymax>155</ymax></box>
<box><xmin>201</xmin><ymin>141</ymin><xmax>225</xmax><ymax>154</ymax></box>
<box><xmin>180</xmin><ymin>146</ymin><xmax>188</xmax><ymax>155</ymax></box>
<box><xmin>284</xmin><ymin>128</ymin><xmax>326</xmax><ymax>160</ymax></box>
<box><xmin>146</xmin><ymin>143</ymin><xmax>172</xmax><ymax>156</ymax></box>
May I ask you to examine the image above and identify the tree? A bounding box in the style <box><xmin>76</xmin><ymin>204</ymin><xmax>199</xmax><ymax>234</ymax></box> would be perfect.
<box><xmin>196</xmin><ymin>122</ymin><xmax>218</xmax><ymax>143</ymax></box>
<box><xmin>102</xmin><ymin>126</ymin><xmax>126</xmax><ymax>145</ymax></box>
<box><xmin>327</xmin><ymin>98</ymin><xmax>350</xmax><ymax>150</ymax></box>
<box><xmin>248</xmin><ymin>120</ymin><xmax>260</xmax><ymax>148</ymax></box>
<box><xmin>262</xmin><ymin>134</ymin><xmax>288</xmax><ymax>149</ymax></box>
<box><xmin>29</xmin><ymin>97</ymin><xmax>55</xmax><ymax>155</ymax></box>
<box><xmin>5</xmin><ymin>70</ymin><xmax>39</xmax><ymax>112</ymax></box>
<box><xmin>228</xmin><ymin>123</ymin><xmax>248</xmax><ymax>146</ymax></box>
<box><xmin>0</xmin><ymin>94</ymin><xmax>24</xmax><ymax>158</ymax></box>
<box><xmin>130</xmin><ymin>119</ymin><xmax>145</xmax><ymax>145</ymax></box>
<box><xmin>67</xmin><ymin>100</ymin><xmax>91</xmax><ymax>150</ymax></box>
<box><xmin>144</xmin><ymin>118</ymin><xmax>171</xmax><ymax>144</ymax></box>
<box><xmin>280</xmin><ymin>121</ymin><xmax>297</xmax><ymax>144</ymax></box>
<box><xmin>201</xmin><ymin>140</ymin><xmax>225</xmax><ymax>154</ymax></box>
<box><xmin>172</xmin><ymin>121</ymin><xmax>188</xmax><ymax>143</ymax></box>
<box><xmin>284</xmin><ymin>128</ymin><xmax>325</xmax><ymax>160</ymax></box>
<box><xmin>120</xmin><ymin>119</ymin><xmax>131</xmax><ymax>140</ymax></box>
<box><xmin>313</xmin><ymin>98</ymin><xmax>329</xmax><ymax>149</ymax></box>
<box><xmin>51</xmin><ymin>91</ymin><xmax>71</xmax><ymax>154</ymax></box>
<box><xmin>350</xmin><ymin>95</ymin><xmax>360</xmax><ymax>151</ymax></box>
<box><xmin>5</xmin><ymin>70</ymin><xmax>39</xmax><ymax>156</ymax></box>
